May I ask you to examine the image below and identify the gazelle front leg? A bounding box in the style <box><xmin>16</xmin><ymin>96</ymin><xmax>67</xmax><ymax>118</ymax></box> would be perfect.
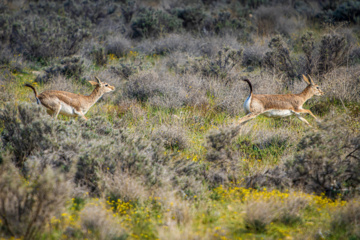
<box><xmin>296</xmin><ymin>109</ymin><xmax>320</xmax><ymax>121</ymax></box>
<box><xmin>291</xmin><ymin>110</ymin><xmax>311</xmax><ymax>127</ymax></box>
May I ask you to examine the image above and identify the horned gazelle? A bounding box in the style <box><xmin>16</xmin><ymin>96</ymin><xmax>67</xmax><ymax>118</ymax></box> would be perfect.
<box><xmin>238</xmin><ymin>75</ymin><xmax>324</xmax><ymax>126</ymax></box>
<box><xmin>24</xmin><ymin>77</ymin><xmax>115</xmax><ymax>120</ymax></box>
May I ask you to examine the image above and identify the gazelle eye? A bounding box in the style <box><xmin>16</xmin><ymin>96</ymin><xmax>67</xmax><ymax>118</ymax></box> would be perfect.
<box><xmin>105</xmin><ymin>84</ymin><xmax>108</xmax><ymax>87</ymax></box>
<box><xmin>316</xmin><ymin>87</ymin><xmax>319</xmax><ymax>89</ymax></box>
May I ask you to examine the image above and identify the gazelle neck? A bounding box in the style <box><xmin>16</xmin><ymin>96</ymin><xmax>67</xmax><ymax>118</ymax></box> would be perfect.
<box><xmin>86</xmin><ymin>86</ymin><xmax>104</xmax><ymax>105</ymax></box>
<box><xmin>298</xmin><ymin>85</ymin><xmax>314</xmax><ymax>101</ymax></box>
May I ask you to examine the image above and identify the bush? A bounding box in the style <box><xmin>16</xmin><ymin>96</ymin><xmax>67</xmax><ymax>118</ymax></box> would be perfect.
<box><xmin>246</xmin><ymin>116</ymin><xmax>360</xmax><ymax>198</ymax></box>
<box><xmin>105</xmin><ymin>35</ymin><xmax>131</xmax><ymax>57</ymax></box>
<box><xmin>0</xmin><ymin>158</ymin><xmax>70</xmax><ymax>239</ymax></box>
<box><xmin>263</xmin><ymin>35</ymin><xmax>297</xmax><ymax>83</ymax></box>
<box><xmin>131</xmin><ymin>8</ymin><xmax>182</xmax><ymax>38</ymax></box>
<box><xmin>317</xmin><ymin>33</ymin><xmax>350</xmax><ymax>75</ymax></box>
<box><xmin>79</xmin><ymin>201</ymin><xmax>127</xmax><ymax>239</ymax></box>
<box><xmin>333</xmin><ymin>1</ymin><xmax>360</xmax><ymax>24</ymax></box>
<box><xmin>192</xmin><ymin>46</ymin><xmax>243</xmax><ymax>80</ymax></box>
<box><xmin>173</xmin><ymin>6</ymin><xmax>206</xmax><ymax>32</ymax></box>
<box><xmin>124</xmin><ymin>70</ymin><xmax>209</xmax><ymax>109</ymax></box>
<box><xmin>0</xmin><ymin>103</ymin><xmax>206</xmax><ymax>197</ymax></box>
<box><xmin>152</xmin><ymin>125</ymin><xmax>189</xmax><ymax>150</ymax></box>
<box><xmin>10</xmin><ymin>15</ymin><xmax>90</xmax><ymax>61</ymax></box>
<box><xmin>90</xmin><ymin>45</ymin><xmax>108</xmax><ymax>66</ymax></box>
<box><xmin>254</xmin><ymin>5</ymin><xmax>304</xmax><ymax>37</ymax></box>
<box><xmin>329</xmin><ymin>199</ymin><xmax>360</xmax><ymax>239</ymax></box>
<box><xmin>35</xmin><ymin>57</ymin><xmax>84</xmax><ymax>83</ymax></box>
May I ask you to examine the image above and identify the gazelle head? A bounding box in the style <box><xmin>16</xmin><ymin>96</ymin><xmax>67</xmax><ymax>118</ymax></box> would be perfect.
<box><xmin>303</xmin><ymin>75</ymin><xmax>324</xmax><ymax>96</ymax></box>
<box><xmin>89</xmin><ymin>77</ymin><xmax>115</xmax><ymax>93</ymax></box>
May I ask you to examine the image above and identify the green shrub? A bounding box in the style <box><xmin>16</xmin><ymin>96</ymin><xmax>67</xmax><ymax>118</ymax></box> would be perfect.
<box><xmin>10</xmin><ymin>15</ymin><xmax>90</xmax><ymax>61</ymax></box>
<box><xmin>131</xmin><ymin>8</ymin><xmax>182</xmax><ymax>38</ymax></box>
<box><xmin>173</xmin><ymin>6</ymin><xmax>205</xmax><ymax>32</ymax></box>
<box><xmin>333</xmin><ymin>1</ymin><xmax>360</xmax><ymax>24</ymax></box>
<box><xmin>35</xmin><ymin>57</ymin><xmax>84</xmax><ymax>84</ymax></box>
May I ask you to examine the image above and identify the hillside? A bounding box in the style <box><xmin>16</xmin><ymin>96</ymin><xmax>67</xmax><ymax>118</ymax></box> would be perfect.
<box><xmin>0</xmin><ymin>0</ymin><xmax>360</xmax><ymax>239</ymax></box>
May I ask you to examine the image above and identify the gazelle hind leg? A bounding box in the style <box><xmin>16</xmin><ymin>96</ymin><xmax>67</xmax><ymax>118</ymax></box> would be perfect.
<box><xmin>53</xmin><ymin>104</ymin><xmax>61</xmax><ymax>119</ymax></box>
<box><xmin>238</xmin><ymin>112</ymin><xmax>261</xmax><ymax>125</ymax></box>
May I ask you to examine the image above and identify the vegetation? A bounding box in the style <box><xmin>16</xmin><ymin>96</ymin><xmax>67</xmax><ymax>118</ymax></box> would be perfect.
<box><xmin>0</xmin><ymin>0</ymin><xmax>359</xmax><ymax>239</ymax></box>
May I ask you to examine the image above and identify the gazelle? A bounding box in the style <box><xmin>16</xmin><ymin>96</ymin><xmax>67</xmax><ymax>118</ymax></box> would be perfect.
<box><xmin>24</xmin><ymin>77</ymin><xmax>115</xmax><ymax>120</ymax></box>
<box><xmin>238</xmin><ymin>75</ymin><xmax>324</xmax><ymax>126</ymax></box>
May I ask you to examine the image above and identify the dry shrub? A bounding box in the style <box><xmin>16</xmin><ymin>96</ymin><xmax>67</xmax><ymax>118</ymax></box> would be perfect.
<box><xmin>263</xmin><ymin>35</ymin><xmax>297</xmax><ymax>83</ymax></box>
<box><xmin>321</xmin><ymin>65</ymin><xmax>360</xmax><ymax>103</ymax></box>
<box><xmin>246</xmin><ymin>116</ymin><xmax>360</xmax><ymax>198</ymax></box>
<box><xmin>330</xmin><ymin>198</ymin><xmax>360</xmax><ymax>238</ymax></box>
<box><xmin>317</xmin><ymin>33</ymin><xmax>350</xmax><ymax>75</ymax></box>
<box><xmin>0</xmin><ymin>158</ymin><xmax>70</xmax><ymax>239</ymax></box>
<box><xmin>254</xmin><ymin>5</ymin><xmax>304</xmax><ymax>37</ymax></box>
<box><xmin>105</xmin><ymin>35</ymin><xmax>131</xmax><ymax>57</ymax></box>
<box><xmin>205</xmin><ymin>125</ymin><xmax>242</xmax><ymax>185</ymax></box>
<box><xmin>191</xmin><ymin>46</ymin><xmax>243</xmax><ymax>80</ymax></box>
<box><xmin>244</xmin><ymin>192</ymin><xmax>310</xmax><ymax>233</ymax></box>
<box><xmin>152</xmin><ymin>125</ymin><xmax>189</xmax><ymax>150</ymax></box>
<box><xmin>125</xmin><ymin>70</ymin><xmax>209</xmax><ymax>109</ymax></box>
<box><xmin>79</xmin><ymin>201</ymin><xmax>126</xmax><ymax>240</ymax></box>
<box><xmin>102</xmin><ymin>172</ymin><xmax>149</xmax><ymax>203</ymax></box>
<box><xmin>244</xmin><ymin>200</ymin><xmax>276</xmax><ymax>233</ymax></box>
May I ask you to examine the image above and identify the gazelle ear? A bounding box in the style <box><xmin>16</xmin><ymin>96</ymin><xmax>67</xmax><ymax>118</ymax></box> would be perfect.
<box><xmin>95</xmin><ymin>77</ymin><xmax>102</xmax><ymax>84</ymax></box>
<box><xmin>302</xmin><ymin>75</ymin><xmax>311</xmax><ymax>85</ymax></box>
<box><xmin>88</xmin><ymin>81</ymin><xmax>99</xmax><ymax>86</ymax></box>
<box><xmin>308</xmin><ymin>75</ymin><xmax>315</xmax><ymax>85</ymax></box>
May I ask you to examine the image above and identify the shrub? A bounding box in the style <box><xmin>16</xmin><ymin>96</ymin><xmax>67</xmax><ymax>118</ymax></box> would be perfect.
<box><xmin>131</xmin><ymin>8</ymin><xmax>182</xmax><ymax>38</ymax></box>
<box><xmin>0</xmin><ymin>158</ymin><xmax>70</xmax><ymax>239</ymax></box>
<box><xmin>333</xmin><ymin>1</ymin><xmax>360</xmax><ymax>24</ymax></box>
<box><xmin>0</xmin><ymin>103</ymin><xmax>205</xmax><ymax>197</ymax></box>
<box><xmin>329</xmin><ymin>199</ymin><xmax>360</xmax><ymax>239</ymax></box>
<box><xmin>254</xmin><ymin>5</ymin><xmax>303</xmax><ymax>37</ymax></box>
<box><xmin>124</xmin><ymin>70</ymin><xmax>209</xmax><ymax>109</ymax></box>
<box><xmin>317</xmin><ymin>33</ymin><xmax>350</xmax><ymax>75</ymax></box>
<box><xmin>0</xmin><ymin>103</ymin><xmax>53</xmax><ymax>169</ymax></box>
<box><xmin>152</xmin><ymin>125</ymin><xmax>189</xmax><ymax>150</ymax></box>
<box><xmin>79</xmin><ymin>201</ymin><xmax>127</xmax><ymax>239</ymax></box>
<box><xmin>192</xmin><ymin>46</ymin><xmax>243</xmax><ymax>80</ymax></box>
<box><xmin>35</xmin><ymin>56</ymin><xmax>84</xmax><ymax>84</ymax></box>
<box><xmin>105</xmin><ymin>35</ymin><xmax>131</xmax><ymax>57</ymax></box>
<box><xmin>263</xmin><ymin>35</ymin><xmax>297</xmax><ymax>83</ymax></box>
<box><xmin>10</xmin><ymin>15</ymin><xmax>90</xmax><ymax>61</ymax></box>
<box><xmin>300</xmin><ymin>31</ymin><xmax>315</xmax><ymax>74</ymax></box>
<box><xmin>246</xmin><ymin>116</ymin><xmax>360</xmax><ymax>198</ymax></box>
<box><xmin>173</xmin><ymin>6</ymin><xmax>205</xmax><ymax>32</ymax></box>
<box><xmin>90</xmin><ymin>45</ymin><xmax>108</xmax><ymax>66</ymax></box>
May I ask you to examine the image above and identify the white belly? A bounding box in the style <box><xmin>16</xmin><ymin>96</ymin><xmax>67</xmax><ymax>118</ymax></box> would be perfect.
<box><xmin>262</xmin><ymin>109</ymin><xmax>293</xmax><ymax>118</ymax></box>
<box><xmin>243</xmin><ymin>95</ymin><xmax>251</xmax><ymax>114</ymax></box>
<box><xmin>59</xmin><ymin>102</ymin><xmax>78</xmax><ymax>117</ymax></box>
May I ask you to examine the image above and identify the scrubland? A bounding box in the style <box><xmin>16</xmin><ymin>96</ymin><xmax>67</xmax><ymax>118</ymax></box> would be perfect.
<box><xmin>0</xmin><ymin>0</ymin><xmax>360</xmax><ymax>239</ymax></box>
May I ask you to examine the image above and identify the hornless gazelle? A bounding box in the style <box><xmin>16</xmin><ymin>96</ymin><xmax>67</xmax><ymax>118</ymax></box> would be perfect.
<box><xmin>24</xmin><ymin>77</ymin><xmax>115</xmax><ymax>120</ymax></box>
<box><xmin>238</xmin><ymin>75</ymin><xmax>324</xmax><ymax>126</ymax></box>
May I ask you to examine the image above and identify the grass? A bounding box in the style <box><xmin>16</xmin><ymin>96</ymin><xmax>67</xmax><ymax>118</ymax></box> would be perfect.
<box><xmin>1</xmin><ymin>35</ymin><xmax>360</xmax><ymax>240</ymax></box>
<box><xmin>1</xmin><ymin>62</ymin><xmax>359</xmax><ymax>239</ymax></box>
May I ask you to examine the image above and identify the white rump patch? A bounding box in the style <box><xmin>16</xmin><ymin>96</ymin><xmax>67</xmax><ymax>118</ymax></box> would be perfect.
<box><xmin>243</xmin><ymin>94</ymin><xmax>251</xmax><ymax>114</ymax></box>
<box><xmin>262</xmin><ymin>109</ymin><xmax>293</xmax><ymax>118</ymax></box>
